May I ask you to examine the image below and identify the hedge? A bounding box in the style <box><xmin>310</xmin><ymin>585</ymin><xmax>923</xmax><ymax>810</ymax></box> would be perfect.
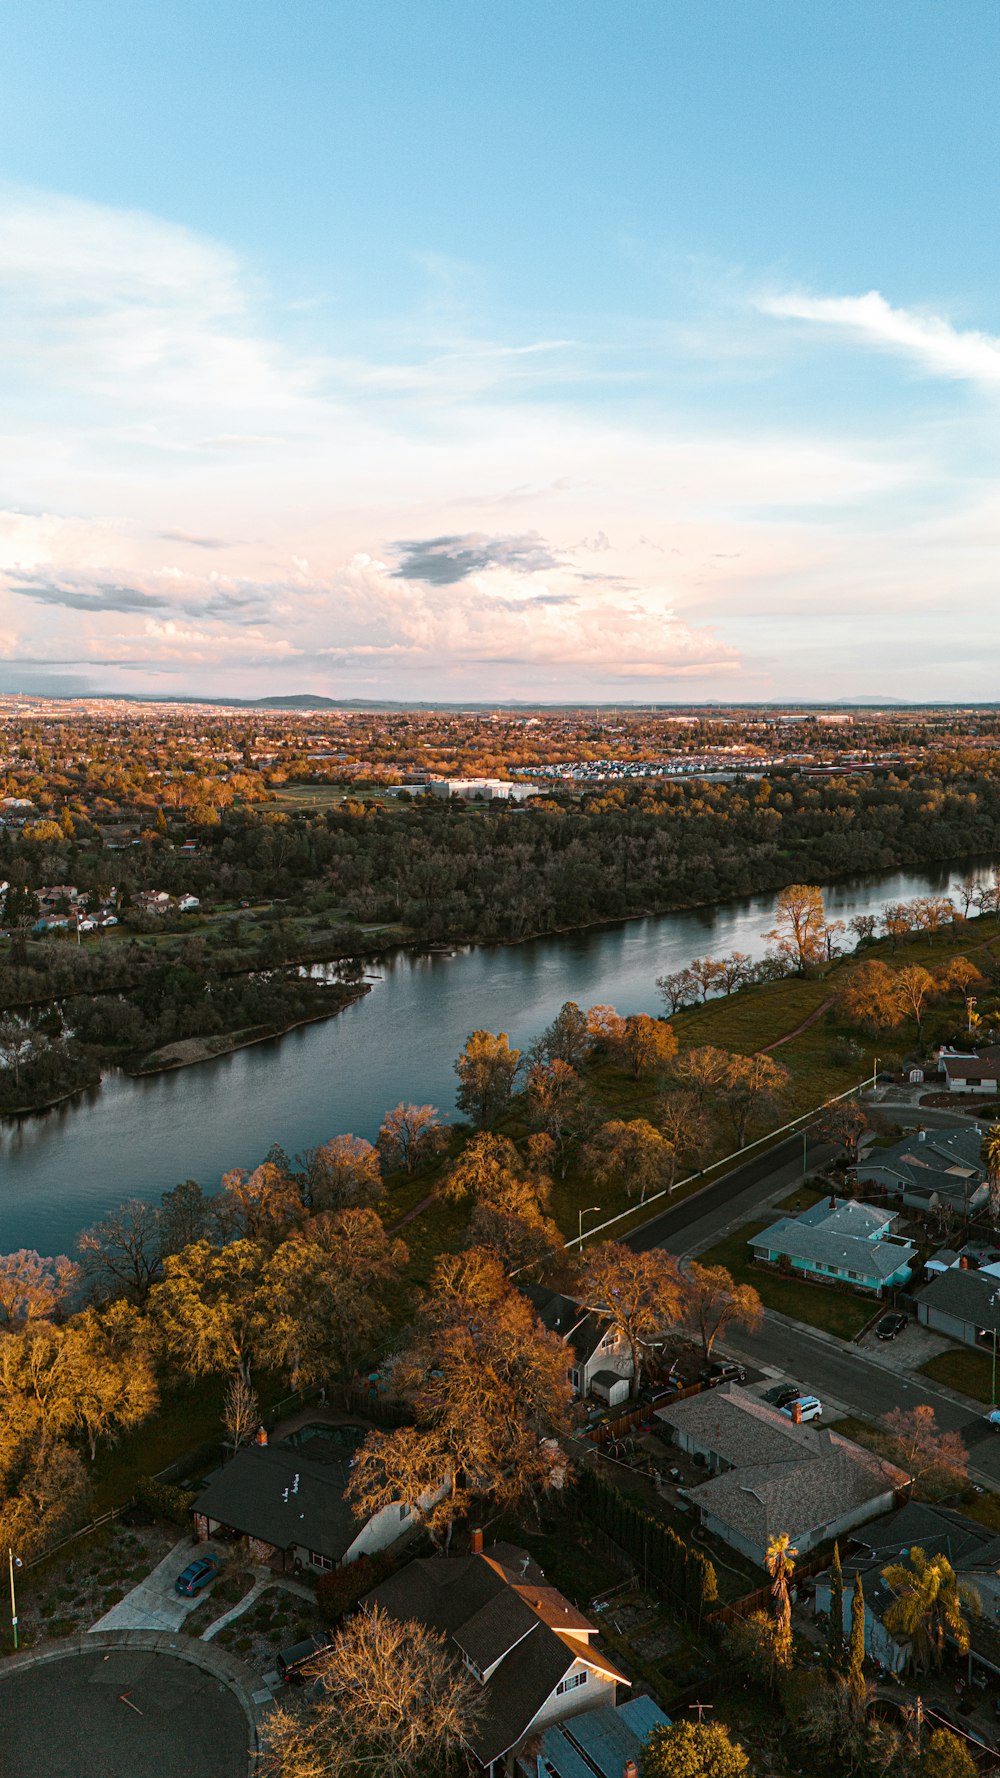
<box><xmin>575</xmin><ymin>1468</ymin><xmax>718</xmax><ymax>1617</ymax></box>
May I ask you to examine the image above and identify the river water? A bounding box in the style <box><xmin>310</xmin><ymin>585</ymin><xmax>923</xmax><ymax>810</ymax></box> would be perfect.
<box><xmin>0</xmin><ymin>861</ymin><xmax>993</xmax><ymax>1256</ymax></box>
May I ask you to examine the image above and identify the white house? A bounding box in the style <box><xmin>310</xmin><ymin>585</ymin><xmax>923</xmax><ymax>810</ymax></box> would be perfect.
<box><xmin>524</xmin><ymin>1286</ymin><xmax>634</xmax><ymax>1399</ymax></box>
<box><xmin>363</xmin><ymin>1538</ymin><xmax>629</xmax><ymax>1776</ymax></box>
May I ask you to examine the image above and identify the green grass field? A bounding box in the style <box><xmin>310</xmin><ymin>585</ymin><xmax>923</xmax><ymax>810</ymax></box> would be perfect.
<box><xmin>698</xmin><ymin>1221</ymin><xmax>876</xmax><ymax>1341</ymax></box>
<box><xmin>919</xmin><ymin>1346</ymin><xmax>1000</xmax><ymax>1405</ymax></box>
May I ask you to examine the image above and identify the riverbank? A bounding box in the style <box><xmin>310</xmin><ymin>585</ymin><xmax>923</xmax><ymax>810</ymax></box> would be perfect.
<box><xmin>125</xmin><ymin>981</ymin><xmax>371</xmax><ymax>1075</ymax></box>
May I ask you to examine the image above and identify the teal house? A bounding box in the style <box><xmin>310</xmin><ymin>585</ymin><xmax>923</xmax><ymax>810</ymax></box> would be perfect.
<box><xmin>750</xmin><ymin>1196</ymin><xmax>916</xmax><ymax>1295</ymax></box>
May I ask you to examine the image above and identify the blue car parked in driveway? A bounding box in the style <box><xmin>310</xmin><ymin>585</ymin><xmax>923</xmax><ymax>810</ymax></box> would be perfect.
<box><xmin>175</xmin><ymin>1556</ymin><xmax>220</xmax><ymax>1596</ymax></box>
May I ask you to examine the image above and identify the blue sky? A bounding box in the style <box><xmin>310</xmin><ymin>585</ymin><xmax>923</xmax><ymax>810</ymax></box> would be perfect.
<box><xmin>1</xmin><ymin>0</ymin><xmax>999</xmax><ymax>701</ymax></box>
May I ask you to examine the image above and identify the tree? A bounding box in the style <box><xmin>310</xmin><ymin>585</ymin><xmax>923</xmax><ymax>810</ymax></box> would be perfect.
<box><xmin>849</xmin><ymin>913</ymin><xmax>878</xmax><ymax>947</ymax></box>
<box><xmin>63</xmin><ymin>1303</ymin><xmax>158</xmax><ymax>1460</ymax></box>
<box><xmin>454</xmin><ymin>1029</ymin><xmax>521</xmax><ymax>1127</ymax></box>
<box><xmin>981</xmin><ymin>1124</ymin><xmax>1000</xmax><ymax>1213</ymax></box>
<box><xmin>153</xmin><ymin>1238</ymin><xmax>268</xmax><ymax>1384</ymax></box>
<box><xmin>837</xmin><ymin>960</ymin><xmax>906</xmax><ymax>1034</ymax></box>
<box><xmin>0</xmin><ymin>1015</ymin><xmax>35</xmax><ymax>1089</ymax></box>
<box><xmin>348</xmin><ymin>1426</ymin><xmax>459</xmax><ymax>1549</ymax></box>
<box><xmin>881</xmin><ymin>1405</ymin><xmax>968</xmax><ymax>1496</ymax></box>
<box><xmin>0</xmin><ymin>1428</ymin><xmax>88</xmax><ymax>1562</ymax></box>
<box><xmin>687</xmin><ymin>957</ymin><xmax>727</xmax><ymax>1003</ymax></box>
<box><xmin>828</xmin><ymin>1540</ymin><xmax>845</xmax><ymax>1666</ymax></box>
<box><xmin>526</xmin><ymin>1060</ymin><xmax>588</xmax><ymax>1173</ymax></box>
<box><xmin>724</xmin><ymin>1052</ymin><xmax>790</xmax><ymax>1148</ymax></box>
<box><xmin>920</xmin><ymin>1728</ymin><xmax>978</xmax><ymax>1778</ymax></box>
<box><xmin>223</xmin><ymin>1373</ymin><xmax>261</xmax><ymax>1452</ymax></box>
<box><xmin>670</xmin><ymin>1045</ymin><xmax>732</xmax><ymax>1109</ymax></box>
<box><xmin>880</xmin><ymin>1545</ymin><xmax>974</xmax><ymax>1671</ymax></box>
<box><xmin>535</xmin><ymin>999</ymin><xmax>592</xmax><ymax>1068</ymax></box>
<box><xmin>213</xmin><ymin>1161</ymin><xmax>303</xmax><ymax>1240</ymax></box>
<box><xmin>822</xmin><ymin>919</ymin><xmax>847</xmax><ymax>961</ymax></box>
<box><xmin>765</xmin><ymin>883</ymin><xmax>827</xmax><ymax>974</ymax></box>
<box><xmin>299</xmin><ymin>1135</ymin><xmax>382</xmax><ymax>1212</ymax></box>
<box><xmin>159</xmin><ymin>1179</ymin><xmax>211</xmax><ymax>1252</ymax></box>
<box><xmin>881</xmin><ymin>902</ymin><xmax>914</xmax><ymax>949</ymax></box>
<box><xmin>895</xmin><ymin>963</ymin><xmax>939</xmax><ymax>1039</ymax></box>
<box><xmin>0</xmin><ymin>1250</ymin><xmax>78</xmax><ymax>1331</ymax></box>
<box><xmin>766</xmin><ymin>1532</ymin><xmax>797</xmax><ymax>1669</ymax></box>
<box><xmin>264</xmin><ymin>1210</ymin><xmax>407</xmax><ymax>1385</ymax></box>
<box><xmin>619</xmin><ymin>1013</ymin><xmax>678</xmax><ymax>1078</ymax></box>
<box><xmin>657</xmin><ymin>968</ymin><xmax>698</xmax><ymax>1014</ymax></box>
<box><xmin>443</xmin><ymin>1132</ymin><xmax>551</xmax><ymax>1212</ymax></box>
<box><xmin>850</xmin><ymin>1574</ymin><xmax>869</xmax><ymax>1709</ymax></box>
<box><xmin>76</xmin><ymin>1199</ymin><xmax>164</xmax><ymax>1306</ymax></box>
<box><xmin>394</xmin><ymin>1248</ymin><xmax>573</xmax><ymax>1519</ymax></box>
<box><xmin>657</xmin><ymin>1089</ymin><xmax>713</xmax><ymax>1185</ymax></box>
<box><xmin>683</xmin><ymin>1262</ymin><xmax>762</xmax><ymax>1358</ymax></box>
<box><xmin>582</xmin><ymin>1242</ymin><xmax>682</xmax><ymax>1398</ymax></box>
<box><xmin>954</xmin><ymin>874</ymin><xmax>981</xmax><ymax>920</ymax></box>
<box><xmin>717</xmin><ymin>952</ymin><xmax>752</xmax><ymax>995</ymax></box>
<box><xmin>377</xmin><ymin>1102</ymin><xmax>447</xmax><ymax>1175</ymax></box>
<box><xmin>583</xmin><ymin>1118</ymin><xmax>675</xmax><ymax>1205</ymax></box>
<box><xmin>641</xmin><ymin>1719</ymin><xmax>750</xmax><ymax>1778</ymax></box>
<box><xmin>816</xmin><ymin>1100</ymin><xmax>868</xmax><ymax>1162</ymax></box>
<box><xmin>264</xmin><ymin>1604</ymin><xmax>482</xmax><ymax>1778</ymax></box>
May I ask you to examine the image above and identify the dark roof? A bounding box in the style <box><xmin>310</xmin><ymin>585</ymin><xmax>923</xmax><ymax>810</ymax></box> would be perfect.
<box><xmin>917</xmin><ymin>1266</ymin><xmax>1000</xmax><ymax>1333</ymax></box>
<box><xmin>845</xmin><ymin>1499</ymin><xmax>1000</xmax><ymax>1572</ymax></box>
<box><xmin>194</xmin><ymin>1443</ymin><xmax>359</xmax><ymax>1559</ymax></box>
<box><xmin>522</xmin><ymin>1285</ymin><xmax>608</xmax><ymax>1364</ymax></box>
<box><xmin>362</xmin><ymin>1544</ymin><xmax>624</xmax><ymax>1767</ymax></box>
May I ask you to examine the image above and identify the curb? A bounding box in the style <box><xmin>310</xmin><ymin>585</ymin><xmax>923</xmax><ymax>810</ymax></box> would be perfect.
<box><xmin>0</xmin><ymin>1629</ymin><xmax>267</xmax><ymax>1775</ymax></box>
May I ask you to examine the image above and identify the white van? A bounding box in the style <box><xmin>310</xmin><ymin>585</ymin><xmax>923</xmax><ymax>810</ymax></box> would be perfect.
<box><xmin>780</xmin><ymin>1394</ymin><xmax>822</xmax><ymax>1423</ymax></box>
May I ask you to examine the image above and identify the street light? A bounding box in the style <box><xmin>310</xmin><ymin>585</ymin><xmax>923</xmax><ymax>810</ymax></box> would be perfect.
<box><xmin>8</xmin><ymin>1548</ymin><xmax>21</xmax><ymax>1651</ymax></box>
<box><xmin>990</xmin><ymin>1292</ymin><xmax>1000</xmax><ymax>1410</ymax></box>
<box><xmin>579</xmin><ymin>1205</ymin><xmax>601</xmax><ymax>1245</ymax></box>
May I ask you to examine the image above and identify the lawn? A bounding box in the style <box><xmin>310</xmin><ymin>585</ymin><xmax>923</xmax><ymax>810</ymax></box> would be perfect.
<box><xmin>919</xmin><ymin>1346</ymin><xmax>1000</xmax><ymax>1405</ymax></box>
<box><xmin>698</xmin><ymin>1221</ymin><xmax>877</xmax><ymax>1341</ymax></box>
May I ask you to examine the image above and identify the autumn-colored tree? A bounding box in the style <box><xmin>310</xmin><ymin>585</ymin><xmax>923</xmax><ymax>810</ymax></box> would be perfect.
<box><xmin>936</xmin><ymin>955</ymin><xmax>984</xmax><ymax>996</ymax></box>
<box><xmin>443</xmin><ymin>1132</ymin><xmax>540</xmax><ymax>1207</ymax></box>
<box><xmin>454</xmin><ymin>1029</ymin><xmax>521</xmax><ymax>1127</ymax></box>
<box><xmin>586</xmin><ymin>1003</ymin><xmax>627</xmax><ymax>1052</ymax></box>
<box><xmin>76</xmin><ymin>1199</ymin><xmax>164</xmax><ymax>1306</ymax></box>
<box><xmin>393</xmin><ymin>1248</ymin><xmax>573</xmax><ymax>1517</ymax></box>
<box><xmin>837</xmin><ymin>960</ymin><xmax>906</xmax><ymax>1034</ymax></box>
<box><xmin>526</xmin><ymin>1059</ymin><xmax>588</xmax><ymax>1172</ymax></box>
<box><xmin>377</xmin><ymin>1102</ymin><xmax>447</xmax><ymax>1175</ymax></box>
<box><xmin>828</xmin><ymin>1540</ymin><xmax>845</xmax><ymax>1666</ymax></box>
<box><xmin>535</xmin><ymin>999</ymin><xmax>592</xmax><ymax>1069</ymax></box>
<box><xmin>641</xmin><ymin>1719</ymin><xmax>750</xmax><ymax>1778</ymax></box>
<box><xmin>264</xmin><ymin>1210</ymin><xmax>407</xmax><ymax>1385</ymax></box>
<box><xmin>725</xmin><ymin>1052</ymin><xmax>791</xmax><ymax>1147</ymax></box>
<box><xmin>0</xmin><ymin>1427</ymin><xmax>88</xmax><ymax>1562</ymax></box>
<box><xmin>213</xmin><ymin>1161</ymin><xmax>303</xmax><ymax>1240</ymax></box>
<box><xmin>264</xmin><ymin>1604</ymin><xmax>482</xmax><ymax>1778</ymax></box>
<box><xmin>348</xmin><ymin>1425</ymin><xmax>459</xmax><ymax>1549</ymax></box>
<box><xmin>619</xmin><ymin>1013</ymin><xmax>678</xmax><ymax>1079</ymax></box>
<box><xmin>881</xmin><ymin>902</ymin><xmax>914</xmax><ymax>949</ymax></box>
<box><xmin>880</xmin><ymin>1405</ymin><xmax>968</xmax><ymax>1496</ymax></box>
<box><xmin>683</xmin><ymin>1261</ymin><xmax>763</xmax><ymax>1358</ymax></box>
<box><xmin>920</xmin><ymin>1728</ymin><xmax>978</xmax><ymax>1778</ymax></box>
<box><xmin>0</xmin><ymin>1250</ymin><xmax>79</xmax><ymax>1331</ymax></box>
<box><xmin>153</xmin><ymin>1238</ymin><xmax>268</xmax><ymax>1385</ymax></box>
<box><xmin>687</xmin><ymin>957</ymin><xmax>727</xmax><ymax>1003</ymax></box>
<box><xmin>64</xmin><ymin>1302</ymin><xmax>158</xmax><ymax>1460</ymax></box>
<box><xmin>815</xmin><ymin>1099</ymin><xmax>868</xmax><ymax>1161</ymax></box>
<box><xmin>670</xmin><ymin>1044</ymin><xmax>732</xmax><ymax>1109</ymax></box>
<box><xmin>765</xmin><ymin>884</ymin><xmax>827</xmax><ymax>973</ymax></box>
<box><xmin>299</xmin><ymin>1135</ymin><xmax>382</xmax><ymax>1212</ymax></box>
<box><xmin>880</xmin><ymin>1545</ymin><xmax>974</xmax><ymax>1670</ymax></box>
<box><xmin>582</xmin><ymin>1241</ymin><xmax>682</xmax><ymax>1398</ymax></box>
<box><xmin>766</xmin><ymin>1532</ymin><xmax>797</xmax><ymax>1668</ymax></box>
<box><xmin>895</xmin><ymin>964</ymin><xmax>939</xmax><ymax>1038</ymax></box>
<box><xmin>583</xmin><ymin>1118</ymin><xmax>675</xmax><ymax>1205</ymax></box>
<box><xmin>656</xmin><ymin>1089</ymin><xmax>713</xmax><ymax>1184</ymax></box>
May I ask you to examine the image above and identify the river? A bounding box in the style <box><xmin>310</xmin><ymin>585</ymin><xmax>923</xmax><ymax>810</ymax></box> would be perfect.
<box><xmin>0</xmin><ymin>860</ymin><xmax>993</xmax><ymax>1256</ymax></box>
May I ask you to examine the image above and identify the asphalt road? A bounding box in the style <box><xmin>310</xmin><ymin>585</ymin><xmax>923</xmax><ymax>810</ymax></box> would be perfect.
<box><xmin>0</xmin><ymin>1648</ymin><xmax>249</xmax><ymax>1778</ymax></box>
<box><xmin>625</xmin><ymin>1130</ymin><xmax>837</xmax><ymax>1257</ymax></box>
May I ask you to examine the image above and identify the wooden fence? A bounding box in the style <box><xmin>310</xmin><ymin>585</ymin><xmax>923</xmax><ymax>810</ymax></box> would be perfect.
<box><xmin>587</xmin><ymin>1382</ymin><xmax>707</xmax><ymax>1446</ymax></box>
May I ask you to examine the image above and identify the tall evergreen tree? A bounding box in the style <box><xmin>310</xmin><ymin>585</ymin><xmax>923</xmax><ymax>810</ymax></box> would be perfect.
<box><xmin>848</xmin><ymin>1571</ymin><xmax>866</xmax><ymax>1698</ymax></box>
<box><xmin>828</xmin><ymin>1540</ymin><xmax>845</xmax><ymax>1666</ymax></box>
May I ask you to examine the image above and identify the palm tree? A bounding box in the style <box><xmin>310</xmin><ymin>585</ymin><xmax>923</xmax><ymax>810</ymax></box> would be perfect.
<box><xmin>983</xmin><ymin>1126</ymin><xmax>1000</xmax><ymax>1224</ymax></box>
<box><xmin>765</xmin><ymin>1533</ymin><xmax>798</xmax><ymax>1668</ymax></box>
<box><xmin>880</xmin><ymin>1545</ymin><xmax>975</xmax><ymax>1671</ymax></box>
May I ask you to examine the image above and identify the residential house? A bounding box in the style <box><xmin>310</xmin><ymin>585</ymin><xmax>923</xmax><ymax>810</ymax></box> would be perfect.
<box><xmin>941</xmin><ymin>1052</ymin><xmax>1000</xmax><ymax>1095</ymax></box>
<box><xmin>523</xmin><ymin>1285</ymin><xmax>633</xmax><ymax>1400</ymax></box>
<box><xmin>748</xmin><ymin>1196</ymin><xmax>916</xmax><ymax>1295</ymax></box>
<box><xmin>362</xmin><ymin>1537</ymin><xmax>629</xmax><ymax>1776</ymax></box>
<box><xmin>193</xmin><ymin>1429</ymin><xmax>432</xmax><ymax>1573</ymax></box>
<box><xmin>517</xmin><ymin>1694</ymin><xmax>670</xmax><ymax>1778</ymax></box>
<box><xmin>654</xmin><ymin>1385</ymin><xmax>909</xmax><ymax>1568</ymax></box>
<box><xmin>815</xmin><ymin>1499</ymin><xmax>1000</xmax><ymax>1676</ymax></box>
<box><xmin>915</xmin><ymin>1264</ymin><xmax>1000</xmax><ymax>1350</ymax></box>
<box><xmin>851</xmin><ymin>1124</ymin><xmax>989</xmax><ymax>1220</ymax></box>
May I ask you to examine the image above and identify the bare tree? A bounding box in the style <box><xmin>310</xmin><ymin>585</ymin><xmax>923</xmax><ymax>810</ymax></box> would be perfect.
<box><xmin>377</xmin><ymin>1103</ymin><xmax>447</xmax><ymax>1175</ymax></box>
<box><xmin>0</xmin><ymin>1014</ymin><xmax>35</xmax><ymax>1090</ymax></box>
<box><xmin>582</xmin><ymin>1242</ymin><xmax>682</xmax><ymax>1398</ymax></box>
<box><xmin>76</xmin><ymin>1199</ymin><xmax>164</xmax><ymax>1306</ymax></box>
<box><xmin>0</xmin><ymin>1250</ymin><xmax>79</xmax><ymax>1331</ymax></box>
<box><xmin>765</xmin><ymin>884</ymin><xmax>827</xmax><ymax>974</ymax></box>
<box><xmin>657</xmin><ymin>968</ymin><xmax>698</xmax><ymax>1014</ymax></box>
<box><xmin>223</xmin><ymin>1374</ymin><xmax>261</xmax><ymax>1453</ymax></box>
<box><xmin>264</xmin><ymin>1605</ymin><xmax>482</xmax><ymax>1778</ymax></box>
<box><xmin>881</xmin><ymin>1405</ymin><xmax>968</xmax><ymax>1496</ymax></box>
<box><xmin>684</xmin><ymin>1261</ymin><xmax>763</xmax><ymax>1358</ymax></box>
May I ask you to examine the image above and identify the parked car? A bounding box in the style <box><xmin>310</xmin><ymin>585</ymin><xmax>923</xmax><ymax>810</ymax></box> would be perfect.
<box><xmin>174</xmin><ymin>1556</ymin><xmax>220</xmax><ymax>1597</ymax></box>
<box><xmin>780</xmin><ymin>1394</ymin><xmax>823</xmax><ymax>1423</ymax></box>
<box><xmin>702</xmin><ymin>1360</ymin><xmax>747</xmax><ymax>1387</ymax></box>
<box><xmin>875</xmin><ymin>1313</ymin><xmax>907</xmax><ymax>1341</ymax></box>
<box><xmin>277</xmin><ymin>1634</ymin><xmax>332</xmax><ymax>1683</ymax></box>
<box><xmin>763</xmin><ymin>1383</ymin><xmax>802</xmax><ymax>1409</ymax></box>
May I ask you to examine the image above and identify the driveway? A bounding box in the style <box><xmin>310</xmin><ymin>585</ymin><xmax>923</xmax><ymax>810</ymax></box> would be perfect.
<box><xmin>90</xmin><ymin>1539</ymin><xmax>227</xmax><ymax>1634</ymax></box>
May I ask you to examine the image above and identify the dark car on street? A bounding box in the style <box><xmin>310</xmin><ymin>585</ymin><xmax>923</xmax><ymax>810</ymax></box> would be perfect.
<box><xmin>875</xmin><ymin>1313</ymin><xmax>907</xmax><ymax>1341</ymax></box>
<box><xmin>175</xmin><ymin>1556</ymin><xmax>220</xmax><ymax>1597</ymax></box>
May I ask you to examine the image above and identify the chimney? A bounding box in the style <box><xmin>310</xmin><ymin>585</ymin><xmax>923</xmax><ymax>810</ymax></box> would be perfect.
<box><xmin>960</xmin><ymin>1255</ymin><xmax>970</xmax><ymax>1270</ymax></box>
<box><xmin>471</xmin><ymin>1527</ymin><xmax>483</xmax><ymax>1555</ymax></box>
<box><xmin>791</xmin><ymin>1401</ymin><xmax>803</xmax><ymax>1424</ymax></box>
<box><xmin>255</xmin><ymin>1423</ymin><xmax>268</xmax><ymax>1445</ymax></box>
<box><xmin>624</xmin><ymin>1763</ymin><xmax>639</xmax><ymax>1778</ymax></box>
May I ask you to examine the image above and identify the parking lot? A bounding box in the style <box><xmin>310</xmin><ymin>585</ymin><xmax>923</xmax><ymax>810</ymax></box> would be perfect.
<box><xmin>0</xmin><ymin>1646</ymin><xmax>251</xmax><ymax>1778</ymax></box>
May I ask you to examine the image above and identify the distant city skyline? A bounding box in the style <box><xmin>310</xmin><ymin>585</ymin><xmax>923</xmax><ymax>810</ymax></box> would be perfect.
<box><xmin>1</xmin><ymin>1</ymin><xmax>998</xmax><ymax>702</ymax></box>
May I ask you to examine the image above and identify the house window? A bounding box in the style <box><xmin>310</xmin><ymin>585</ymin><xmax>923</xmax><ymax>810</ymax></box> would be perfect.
<box><xmin>568</xmin><ymin>1368</ymin><xmax>581</xmax><ymax>1390</ymax></box>
<box><xmin>463</xmin><ymin>1653</ymin><xmax>483</xmax><ymax>1681</ymax></box>
<box><xmin>310</xmin><ymin>1551</ymin><xmax>335</xmax><ymax>1571</ymax></box>
<box><xmin>557</xmin><ymin>1671</ymin><xmax>588</xmax><ymax>1695</ymax></box>
<box><xmin>398</xmin><ymin>1504</ymin><xmax>410</xmax><ymax>1521</ymax></box>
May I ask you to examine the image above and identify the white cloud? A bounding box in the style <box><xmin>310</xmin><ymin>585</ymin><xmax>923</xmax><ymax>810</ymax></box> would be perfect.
<box><xmin>759</xmin><ymin>287</ymin><xmax>1000</xmax><ymax>386</ymax></box>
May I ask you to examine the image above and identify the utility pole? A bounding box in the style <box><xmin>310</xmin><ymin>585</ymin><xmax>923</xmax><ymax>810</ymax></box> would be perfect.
<box><xmin>8</xmin><ymin>1548</ymin><xmax>20</xmax><ymax>1651</ymax></box>
<box><xmin>688</xmin><ymin>1702</ymin><xmax>713</xmax><ymax>1725</ymax></box>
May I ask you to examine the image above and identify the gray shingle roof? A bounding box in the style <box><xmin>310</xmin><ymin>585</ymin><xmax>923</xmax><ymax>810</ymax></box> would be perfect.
<box><xmin>751</xmin><ymin>1196</ymin><xmax>915</xmax><ymax>1281</ymax></box>
<box><xmin>656</xmin><ymin>1384</ymin><xmax>824</xmax><ymax>1468</ymax></box>
<box><xmin>194</xmin><ymin>1443</ymin><xmax>359</xmax><ymax>1559</ymax></box>
<box><xmin>917</xmin><ymin>1265</ymin><xmax>1000</xmax><ymax>1332</ymax></box>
